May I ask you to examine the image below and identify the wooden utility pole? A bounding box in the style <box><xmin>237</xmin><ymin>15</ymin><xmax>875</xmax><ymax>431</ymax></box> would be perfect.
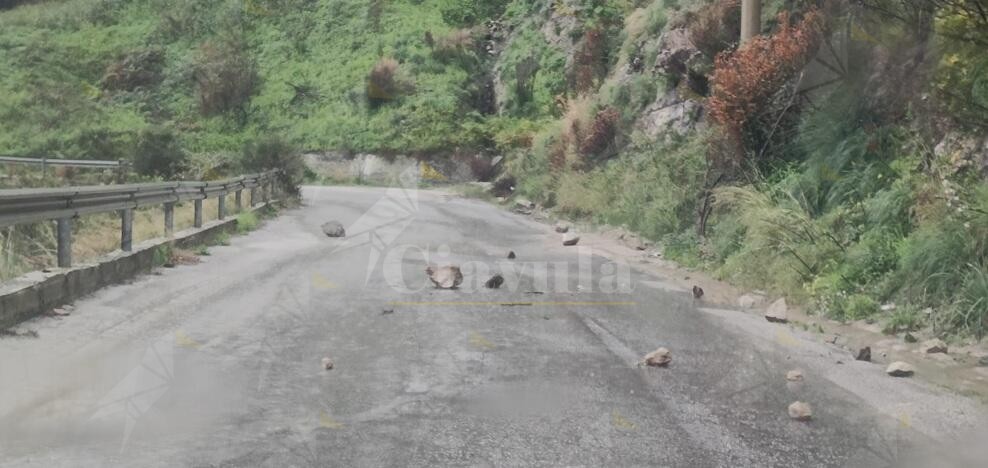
<box><xmin>741</xmin><ymin>0</ymin><xmax>761</xmax><ymax>43</ymax></box>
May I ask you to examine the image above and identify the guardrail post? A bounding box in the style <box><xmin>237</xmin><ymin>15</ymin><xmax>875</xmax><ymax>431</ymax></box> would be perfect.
<box><xmin>56</xmin><ymin>218</ymin><xmax>72</xmax><ymax>268</ymax></box>
<box><xmin>218</xmin><ymin>194</ymin><xmax>226</xmax><ymax>220</ymax></box>
<box><xmin>194</xmin><ymin>199</ymin><xmax>203</xmax><ymax>228</ymax></box>
<box><xmin>120</xmin><ymin>209</ymin><xmax>133</xmax><ymax>252</ymax></box>
<box><xmin>164</xmin><ymin>203</ymin><xmax>175</xmax><ymax>236</ymax></box>
<box><xmin>235</xmin><ymin>190</ymin><xmax>243</xmax><ymax>212</ymax></box>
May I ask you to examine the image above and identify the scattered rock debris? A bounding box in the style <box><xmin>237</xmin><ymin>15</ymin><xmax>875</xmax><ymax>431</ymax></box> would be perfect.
<box><xmin>49</xmin><ymin>307</ymin><xmax>71</xmax><ymax>317</ymax></box>
<box><xmin>886</xmin><ymin>361</ymin><xmax>915</xmax><ymax>377</ymax></box>
<box><xmin>642</xmin><ymin>348</ymin><xmax>672</xmax><ymax>367</ymax></box>
<box><xmin>904</xmin><ymin>333</ymin><xmax>918</xmax><ymax>343</ymax></box>
<box><xmin>321</xmin><ymin>221</ymin><xmax>346</xmax><ymax>238</ymax></box>
<box><xmin>788</xmin><ymin>401</ymin><xmax>813</xmax><ymax>421</ymax></box>
<box><xmin>426</xmin><ymin>265</ymin><xmax>464</xmax><ymax>289</ymax></box>
<box><xmin>562</xmin><ymin>232</ymin><xmax>581</xmax><ymax>246</ymax></box>
<box><xmin>856</xmin><ymin>347</ymin><xmax>872</xmax><ymax>362</ymax></box>
<box><xmin>507</xmin><ymin>251</ymin><xmax>516</xmax><ymax>259</ymax></box>
<box><xmin>691</xmin><ymin>286</ymin><xmax>704</xmax><ymax>300</ymax></box>
<box><xmin>920</xmin><ymin>339</ymin><xmax>948</xmax><ymax>354</ymax></box>
<box><xmin>555</xmin><ymin>223</ymin><xmax>570</xmax><ymax>233</ymax></box>
<box><xmin>786</xmin><ymin>370</ymin><xmax>804</xmax><ymax>382</ymax></box>
<box><xmin>513</xmin><ymin>198</ymin><xmax>535</xmax><ymax>215</ymax></box>
<box><xmin>738</xmin><ymin>293</ymin><xmax>765</xmax><ymax>309</ymax></box>
<box><xmin>485</xmin><ymin>274</ymin><xmax>505</xmax><ymax>289</ymax></box>
<box><xmin>322</xmin><ymin>357</ymin><xmax>335</xmax><ymax>370</ymax></box>
<box><xmin>166</xmin><ymin>249</ymin><xmax>200</xmax><ymax>268</ymax></box>
<box><xmin>978</xmin><ymin>356</ymin><xmax>988</xmax><ymax>367</ymax></box>
<box><xmin>381</xmin><ymin>309</ymin><xmax>395</xmax><ymax>315</ymax></box>
<box><xmin>765</xmin><ymin>298</ymin><xmax>789</xmax><ymax>323</ymax></box>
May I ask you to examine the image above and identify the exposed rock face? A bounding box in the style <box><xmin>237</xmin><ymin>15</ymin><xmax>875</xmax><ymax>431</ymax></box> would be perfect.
<box><xmin>654</xmin><ymin>28</ymin><xmax>699</xmax><ymax>79</ymax></box>
<box><xmin>303</xmin><ymin>152</ymin><xmax>475</xmax><ymax>185</ymax></box>
<box><xmin>321</xmin><ymin>221</ymin><xmax>346</xmax><ymax>238</ymax></box>
<box><xmin>637</xmin><ymin>88</ymin><xmax>704</xmax><ymax>139</ymax></box>
<box><xmin>934</xmin><ymin>131</ymin><xmax>988</xmax><ymax>177</ymax></box>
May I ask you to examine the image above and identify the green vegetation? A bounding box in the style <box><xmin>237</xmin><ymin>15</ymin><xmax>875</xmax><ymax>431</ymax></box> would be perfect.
<box><xmin>151</xmin><ymin>244</ymin><xmax>173</xmax><ymax>267</ymax></box>
<box><xmin>235</xmin><ymin>211</ymin><xmax>259</xmax><ymax>234</ymax></box>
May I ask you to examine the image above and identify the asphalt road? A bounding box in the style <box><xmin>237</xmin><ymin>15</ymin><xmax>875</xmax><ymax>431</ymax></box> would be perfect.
<box><xmin>1</xmin><ymin>185</ymin><xmax>986</xmax><ymax>467</ymax></box>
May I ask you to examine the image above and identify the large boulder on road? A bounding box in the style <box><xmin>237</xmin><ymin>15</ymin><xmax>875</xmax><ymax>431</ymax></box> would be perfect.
<box><xmin>426</xmin><ymin>265</ymin><xmax>464</xmax><ymax>289</ymax></box>
<box><xmin>321</xmin><ymin>221</ymin><xmax>346</xmax><ymax>238</ymax></box>
<box><xmin>765</xmin><ymin>298</ymin><xmax>788</xmax><ymax>323</ymax></box>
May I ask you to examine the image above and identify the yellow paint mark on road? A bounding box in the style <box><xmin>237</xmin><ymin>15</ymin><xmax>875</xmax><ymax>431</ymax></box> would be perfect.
<box><xmin>175</xmin><ymin>330</ymin><xmax>201</xmax><ymax>349</ymax></box>
<box><xmin>468</xmin><ymin>332</ymin><xmax>495</xmax><ymax>350</ymax></box>
<box><xmin>312</xmin><ymin>273</ymin><xmax>339</xmax><ymax>290</ymax></box>
<box><xmin>611</xmin><ymin>411</ymin><xmax>636</xmax><ymax>430</ymax></box>
<box><xmin>319</xmin><ymin>411</ymin><xmax>344</xmax><ymax>429</ymax></box>
<box><xmin>775</xmin><ymin>329</ymin><xmax>800</xmax><ymax>348</ymax></box>
<box><xmin>897</xmin><ymin>410</ymin><xmax>911</xmax><ymax>428</ymax></box>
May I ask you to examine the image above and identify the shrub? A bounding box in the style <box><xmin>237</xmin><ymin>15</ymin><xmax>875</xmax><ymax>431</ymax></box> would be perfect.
<box><xmin>844</xmin><ymin>294</ymin><xmax>880</xmax><ymax>321</ymax></box>
<box><xmin>579</xmin><ymin>106</ymin><xmax>620</xmax><ymax>158</ymax></box>
<box><xmin>432</xmin><ymin>29</ymin><xmax>477</xmax><ymax>64</ymax></box>
<box><xmin>883</xmin><ymin>305</ymin><xmax>925</xmax><ymax>334</ymax></box>
<box><xmin>241</xmin><ymin>135</ymin><xmax>304</xmax><ymax>197</ymax></box>
<box><xmin>236</xmin><ymin>211</ymin><xmax>259</xmax><ymax>233</ymax></box>
<box><xmin>367</xmin><ymin>57</ymin><xmax>414</xmax><ymax>105</ymax></box>
<box><xmin>100</xmin><ymin>48</ymin><xmax>165</xmax><ymax>92</ymax></box>
<box><xmin>687</xmin><ymin>0</ymin><xmax>741</xmax><ymax>58</ymax></box>
<box><xmin>952</xmin><ymin>264</ymin><xmax>988</xmax><ymax>338</ymax></box>
<box><xmin>570</xmin><ymin>27</ymin><xmax>607</xmax><ymax>94</ymax></box>
<box><xmin>194</xmin><ymin>39</ymin><xmax>258</xmax><ymax>116</ymax></box>
<box><xmin>707</xmin><ymin>10</ymin><xmax>825</xmax><ymax>153</ymax></box>
<box><xmin>440</xmin><ymin>0</ymin><xmax>510</xmax><ymax>26</ymax></box>
<box><xmin>133</xmin><ymin>127</ymin><xmax>186</xmax><ymax>179</ymax></box>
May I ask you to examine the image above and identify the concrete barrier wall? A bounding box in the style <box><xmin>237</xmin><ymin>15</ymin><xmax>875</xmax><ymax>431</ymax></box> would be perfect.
<box><xmin>0</xmin><ymin>207</ymin><xmax>265</xmax><ymax>329</ymax></box>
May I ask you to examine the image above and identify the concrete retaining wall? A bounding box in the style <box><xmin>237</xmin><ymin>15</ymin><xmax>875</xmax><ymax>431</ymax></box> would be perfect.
<box><xmin>0</xmin><ymin>207</ymin><xmax>267</xmax><ymax>329</ymax></box>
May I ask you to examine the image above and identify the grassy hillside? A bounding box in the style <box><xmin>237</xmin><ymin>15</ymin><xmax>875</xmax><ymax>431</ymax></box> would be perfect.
<box><xmin>0</xmin><ymin>0</ymin><xmax>509</xmax><ymax>165</ymax></box>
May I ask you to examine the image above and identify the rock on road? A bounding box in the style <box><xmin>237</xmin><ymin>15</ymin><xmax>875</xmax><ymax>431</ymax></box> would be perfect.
<box><xmin>1</xmin><ymin>186</ymin><xmax>986</xmax><ymax>467</ymax></box>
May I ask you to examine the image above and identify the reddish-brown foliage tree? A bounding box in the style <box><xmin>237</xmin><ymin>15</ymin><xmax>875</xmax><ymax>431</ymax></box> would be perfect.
<box><xmin>707</xmin><ymin>10</ymin><xmax>825</xmax><ymax>151</ymax></box>
<box><xmin>195</xmin><ymin>39</ymin><xmax>258</xmax><ymax>116</ymax></box>
<box><xmin>367</xmin><ymin>57</ymin><xmax>413</xmax><ymax>104</ymax></box>
<box><xmin>579</xmin><ymin>107</ymin><xmax>621</xmax><ymax>157</ymax></box>
<box><xmin>688</xmin><ymin>0</ymin><xmax>742</xmax><ymax>59</ymax></box>
<box><xmin>571</xmin><ymin>28</ymin><xmax>606</xmax><ymax>93</ymax></box>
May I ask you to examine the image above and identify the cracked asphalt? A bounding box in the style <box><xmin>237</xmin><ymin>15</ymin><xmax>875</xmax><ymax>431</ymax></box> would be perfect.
<box><xmin>1</xmin><ymin>186</ymin><xmax>986</xmax><ymax>467</ymax></box>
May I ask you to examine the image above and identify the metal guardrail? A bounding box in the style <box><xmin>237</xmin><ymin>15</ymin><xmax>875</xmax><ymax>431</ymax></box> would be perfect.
<box><xmin>0</xmin><ymin>171</ymin><xmax>279</xmax><ymax>268</ymax></box>
<box><xmin>0</xmin><ymin>156</ymin><xmax>125</xmax><ymax>169</ymax></box>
